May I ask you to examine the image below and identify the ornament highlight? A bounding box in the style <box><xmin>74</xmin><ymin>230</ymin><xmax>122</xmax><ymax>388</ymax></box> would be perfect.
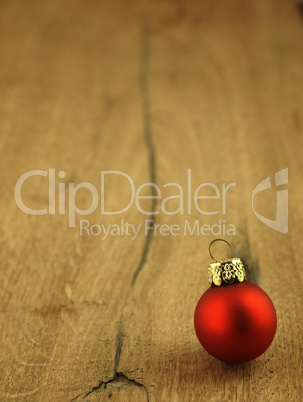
<box><xmin>194</xmin><ymin>239</ymin><xmax>277</xmax><ymax>363</ymax></box>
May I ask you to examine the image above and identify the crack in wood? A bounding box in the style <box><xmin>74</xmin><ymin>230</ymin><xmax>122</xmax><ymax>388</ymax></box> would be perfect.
<box><xmin>72</xmin><ymin>372</ymin><xmax>149</xmax><ymax>401</ymax></box>
<box><xmin>71</xmin><ymin>21</ymin><xmax>154</xmax><ymax>402</ymax></box>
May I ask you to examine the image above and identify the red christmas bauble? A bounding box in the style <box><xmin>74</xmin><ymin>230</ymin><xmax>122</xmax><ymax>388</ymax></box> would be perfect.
<box><xmin>194</xmin><ymin>280</ymin><xmax>277</xmax><ymax>363</ymax></box>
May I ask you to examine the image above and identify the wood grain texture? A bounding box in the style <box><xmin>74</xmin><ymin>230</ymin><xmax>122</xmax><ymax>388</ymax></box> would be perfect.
<box><xmin>0</xmin><ymin>0</ymin><xmax>302</xmax><ymax>400</ymax></box>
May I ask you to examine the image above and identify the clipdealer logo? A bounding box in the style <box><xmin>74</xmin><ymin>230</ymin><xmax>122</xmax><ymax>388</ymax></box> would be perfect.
<box><xmin>14</xmin><ymin>168</ymin><xmax>288</xmax><ymax>237</ymax></box>
<box><xmin>252</xmin><ymin>168</ymin><xmax>288</xmax><ymax>234</ymax></box>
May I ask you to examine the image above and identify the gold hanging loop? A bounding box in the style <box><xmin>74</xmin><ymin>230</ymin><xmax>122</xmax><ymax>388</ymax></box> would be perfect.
<box><xmin>209</xmin><ymin>239</ymin><xmax>232</xmax><ymax>262</ymax></box>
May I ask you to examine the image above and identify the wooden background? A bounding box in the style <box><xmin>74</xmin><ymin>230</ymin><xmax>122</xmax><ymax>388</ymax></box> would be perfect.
<box><xmin>0</xmin><ymin>0</ymin><xmax>302</xmax><ymax>400</ymax></box>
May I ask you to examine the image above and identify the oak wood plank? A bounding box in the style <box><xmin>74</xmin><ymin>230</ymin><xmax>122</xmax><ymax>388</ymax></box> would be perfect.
<box><xmin>0</xmin><ymin>0</ymin><xmax>302</xmax><ymax>401</ymax></box>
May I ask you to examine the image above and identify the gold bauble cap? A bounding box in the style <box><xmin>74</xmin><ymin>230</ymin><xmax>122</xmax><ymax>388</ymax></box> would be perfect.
<box><xmin>208</xmin><ymin>239</ymin><xmax>246</xmax><ymax>287</ymax></box>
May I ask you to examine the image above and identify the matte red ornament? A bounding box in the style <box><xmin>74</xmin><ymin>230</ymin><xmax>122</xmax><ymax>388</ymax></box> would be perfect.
<box><xmin>194</xmin><ymin>240</ymin><xmax>277</xmax><ymax>364</ymax></box>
